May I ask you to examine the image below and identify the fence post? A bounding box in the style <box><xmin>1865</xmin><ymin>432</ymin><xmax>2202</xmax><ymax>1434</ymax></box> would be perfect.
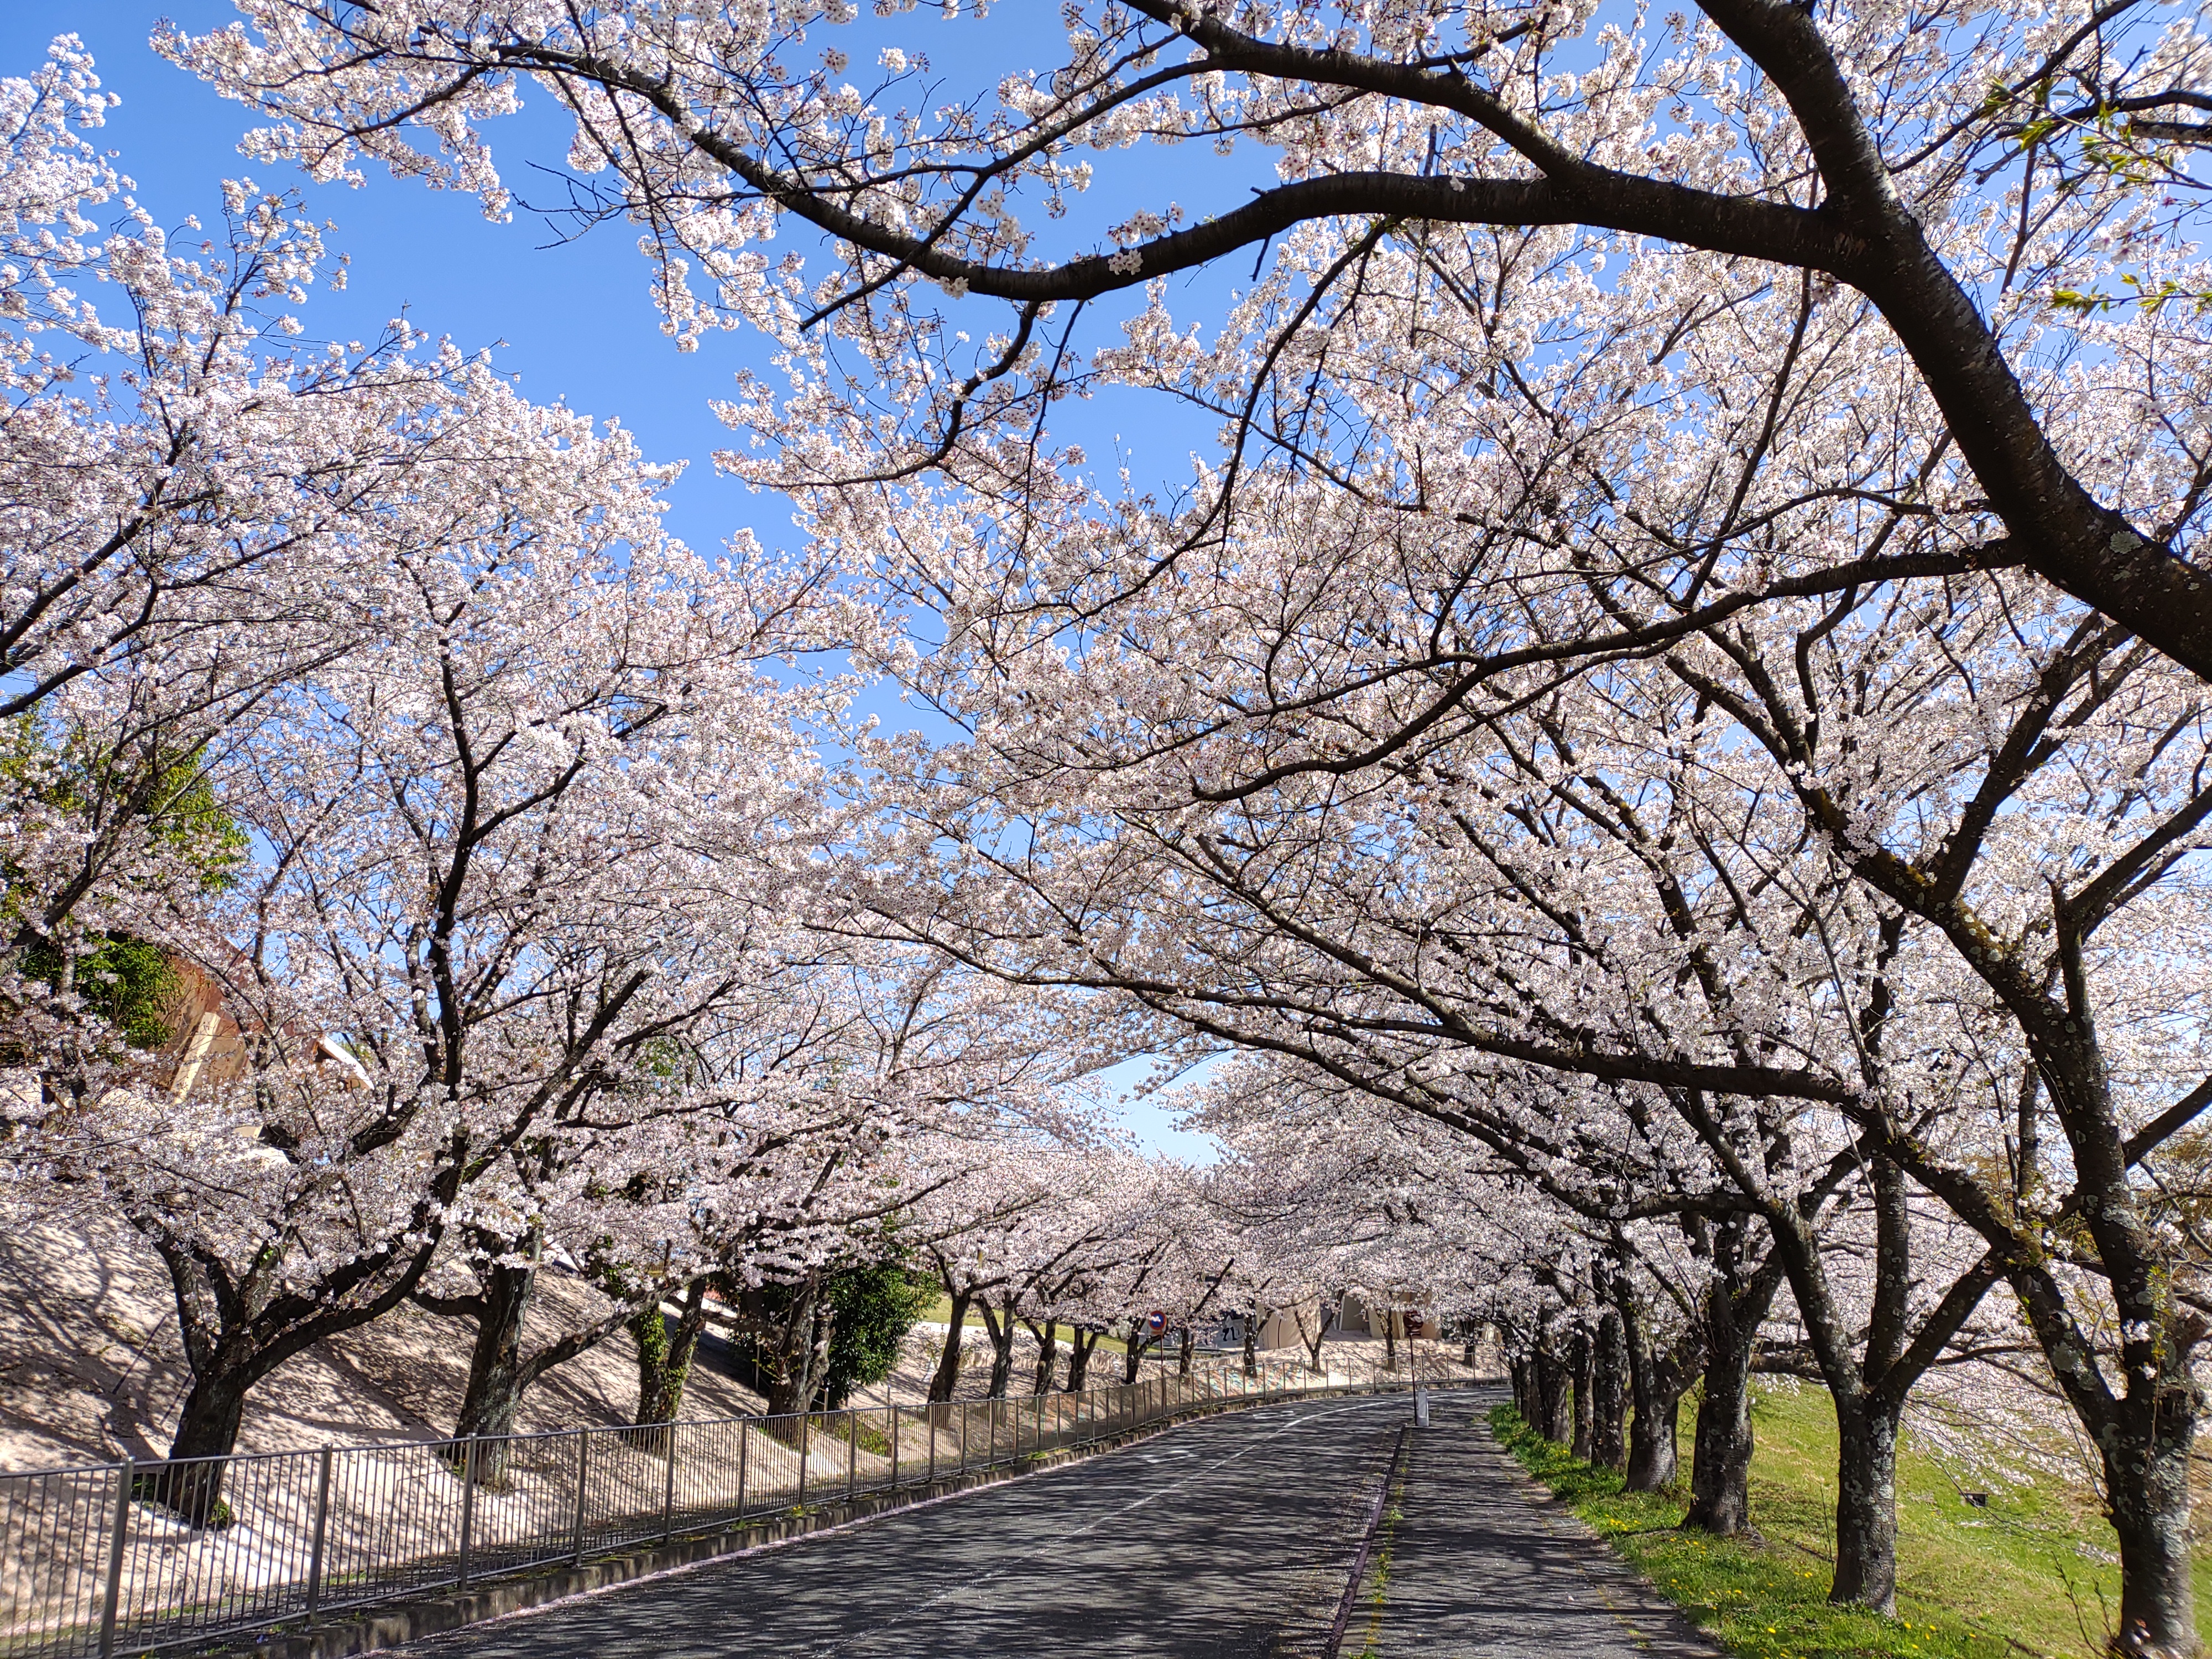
<box><xmin>737</xmin><ymin>1420</ymin><xmax>750</xmax><ymax>1517</ymax></box>
<box><xmin>888</xmin><ymin>1408</ymin><xmax>899</xmax><ymax>1493</ymax></box>
<box><xmin>455</xmin><ymin>1441</ymin><xmax>477</xmax><ymax>1590</ymax></box>
<box><xmin>847</xmin><ymin>1410</ymin><xmax>857</xmax><ymax>1501</ymax></box>
<box><xmin>796</xmin><ymin>1415</ymin><xmax>808</xmax><ymax>1509</ymax></box>
<box><xmin>957</xmin><ymin>1405</ymin><xmax>968</xmax><ymax>1474</ymax></box>
<box><xmin>661</xmin><ymin>1423</ymin><xmax>679</xmax><ymax>1541</ymax></box>
<box><xmin>97</xmin><ymin>1458</ymin><xmax>131</xmax><ymax>1659</ymax></box>
<box><xmin>571</xmin><ymin>1430</ymin><xmax>591</xmax><ymax>1566</ymax></box>
<box><xmin>927</xmin><ymin>1406</ymin><xmax>937</xmax><ymax>1484</ymax></box>
<box><xmin>307</xmin><ymin>1446</ymin><xmax>333</xmax><ymax>1618</ymax></box>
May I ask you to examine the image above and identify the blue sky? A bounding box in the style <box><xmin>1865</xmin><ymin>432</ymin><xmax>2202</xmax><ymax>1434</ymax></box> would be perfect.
<box><xmin>2</xmin><ymin>4</ymin><xmax>1228</xmax><ymax>1162</ymax></box>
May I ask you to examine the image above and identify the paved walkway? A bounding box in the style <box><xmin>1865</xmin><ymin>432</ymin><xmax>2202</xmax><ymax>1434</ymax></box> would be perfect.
<box><xmin>1358</xmin><ymin>1393</ymin><xmax>1721</xmax><ymax>1657</ymax></box>
<box><xmin>389</xmin><ymin>1390</ymin><xmax>1719</xmax><ymax>1659</ymax></box>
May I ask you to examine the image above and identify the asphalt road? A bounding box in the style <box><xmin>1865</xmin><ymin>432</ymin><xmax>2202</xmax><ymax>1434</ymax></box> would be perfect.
<box><xmin>392</xmin><ymin>1392</ymin><xmax>1410</xmax><ymax>1659</ymax></box>
<box><xmin>389</xmin><ymin>1390</ymin><xmax>1721</xmax><ymax>1658</ymax></box>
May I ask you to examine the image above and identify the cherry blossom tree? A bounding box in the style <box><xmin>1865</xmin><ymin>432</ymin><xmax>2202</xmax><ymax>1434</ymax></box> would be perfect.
<box><xmin>167</xmin><ymin>0</ymin><xmax>2212</xmax><ymax>686</ymax></box>
<box><xmin>34</xmin><ymin>14</ymin><xmax>2212</xmax><ymax>1650</ymax></box>
<box><xmin>2</xmin><ymin>342</ymin><xmax>873</xmax><ymax>1519</ymax></box>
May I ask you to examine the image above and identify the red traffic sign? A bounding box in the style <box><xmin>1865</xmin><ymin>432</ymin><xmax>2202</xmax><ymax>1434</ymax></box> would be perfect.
<box><xmin>1145</xmin><ymin>1310</ymin><xmax>1167</xmax><ymax>1334</ymax></box>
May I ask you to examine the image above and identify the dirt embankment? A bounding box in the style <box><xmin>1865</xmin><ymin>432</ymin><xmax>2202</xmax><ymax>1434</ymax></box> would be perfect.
<box><xmin>0</xmin><ymin>1213</ymin><xmax>1485</xmax><ymax>1474</ymax></box>
<box><xmin>0</xmin><ymin>1214</ymin><xmax>768</xmax><ymax>1472</ymax></box>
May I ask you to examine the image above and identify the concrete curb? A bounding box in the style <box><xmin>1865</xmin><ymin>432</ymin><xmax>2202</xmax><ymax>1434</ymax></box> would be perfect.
<box><xmin>201</xmin><ymin>1394</ymin><xmax>1341</xmax><ymax>1659</ymax></box>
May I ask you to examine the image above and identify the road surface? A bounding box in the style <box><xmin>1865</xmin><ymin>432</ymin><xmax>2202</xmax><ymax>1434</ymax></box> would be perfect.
<box><xmin>390</xmin><ymin>1389</ymin><xmax>1718</xmax><ymax>1658</ymax></box>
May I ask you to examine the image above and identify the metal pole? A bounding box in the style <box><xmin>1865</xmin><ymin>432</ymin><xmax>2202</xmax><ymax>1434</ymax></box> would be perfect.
<box><xmin>97</xmin><ymin>1459</ymin><xmax>131</xmax><ymax>1659</ymax></box>
<box><xmin>957</xmin><ymin>1404</ymin><xmax>968</xmax><ymax>1474</ymax></box>
<box><xmin>737</xmin><ymin>1421</ymin><xmax>750</xmax><ymax>1517</ymax></box>
<box><xmin>571</xmin><ymin>1430</ymin><xmax>591</xmax><ymax>1566</ymax></box>
<box><xmin>796</xmin><ymin>1415</ymin><xmax>808</xmax><ymax>1509</ymax></box>
<box><xmin>847</xmin><ymin>1410</ymin><xmax>857</xmax><ymax>1501</ymax></box>
<box><xmin>661</xmin><ymin>1422</ymin><xmax>679</xmax><ymax>1541</ymax></box>
<box><xmin>456</xmin><ymin>1441</ymin><xmax>477</xmax><ymax>1590</ymax></box>
<box><xmin>927</xmin><ymin>1406</ymin><xmax>937</xmax><ymax>1484</ymax></box>
<box><xmin>307</xmin><ymin>1447</ymin><xmax>333</xmax><ymax>1618</ymax></box>
<box><xmin>888</xmin><ymin>1408</ymin><xmax>899</xmax><ymax>1493</ymax></box>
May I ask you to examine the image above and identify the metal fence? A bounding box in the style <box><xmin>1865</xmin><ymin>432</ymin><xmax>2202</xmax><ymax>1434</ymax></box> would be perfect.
<box><xmin>1</xmin><ymin>1357</ymin><xmax>1418</xmax><ymax>1658</ymax></box>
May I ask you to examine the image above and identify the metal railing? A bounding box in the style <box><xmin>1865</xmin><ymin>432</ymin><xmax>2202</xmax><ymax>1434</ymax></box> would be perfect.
<box><xmin>1</xmin><ymin>1357</ymin><xmax>1425</xmax><ymax>1658</ymax></box>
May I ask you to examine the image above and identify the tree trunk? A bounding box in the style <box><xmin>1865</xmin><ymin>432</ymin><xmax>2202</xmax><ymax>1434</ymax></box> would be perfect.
<box><xmin>453</xmin><ymin>1255</ymin><xmax>535</xmax><ymax>1472</ymax></box>
<box><xmin>927</xmin><ymin>1288</ymin><xmax>971</xmax><ymax>1404</ymax></box>
<box><xmin>760</xmin><ymin>1277</ymin><xmax>827</xmax><ymax>1417</ymax></box>
<box><xmin>1385</xmin><ymin>1313</ymin><xmax>1398</xmax><ymax>1371</ymax></box>
<box><xmin>1628</xmin><ymin>1387</ymin><xmax>1682</xmax><ymax>1491</ymax></box>
<box><xmin>1178</xmin><ymin>1328</ymin><xmax>1195</xmax><ymax>1376</ymax></box>
<box><xmin>1029</xmin><ymin>1320</ymin><xmax>1058</xmax><ymax>1395</ymax></box>
<box><xmin>1613</xmin><ymin>1265</ymin><xmax>1691</xmax><ymax>1493</ymax></box>
<box><xmin>1241</xmin><ymin>1313</ymin><xmax>1259</xmax><ymax>1378</ymax></box>
<box><xmin>156</xmin><ymin>1365</ymin><xmax>252</xmax><ymax>1527</ymax></box>
<box><xmin>1123</xmin><ymin>1332</ymin><xmax>1157</xmax><ymax>1385</ymax></box>
<box><xmin>2105</xmin><ymin>1399</ymin><xmax>2199</xmax><ymax>1658</ymax></box>
<box><xmin>1830</xmin><ymin>1397</ymin><xmax>1901</xmax><ymax>1614</ymax></box>
<box><xmin>980</xmin><ymin>1298</ymin><xmax>1017</xmax><ymax>1400</ymax></box>
<box><xmin>1570</xmin><ymin>1323</ymin><xmax>1596</xmax><ymax>1462</ymax></box>
<box><xmin>1591</xmin><ymin>1306</ymin><xmax>1628</xmax><ymax>1473</ymax></box>
<box><xmin>1685</xmin><ymin>1292</ymin><xmax>1757</xmax><ymax>1535</ymax></box>
<box><xmin>1510</xmin><ymin>1351</ymin><xmax>1535</xmax><ymax>1423</ymax></box>
<box><xmin>634</xmin><ymin>1281</ymin><xmax>711</xmax><ymax>1427</ymax></box>
<box><xmin>1065</xmin><ymin>1327</ymin><xmax>1099</xmax><ymax>1392</ymax></box>
<box><xmin>1533</xmin><ymin>1338</ymin><xmax>1571</xmax><ymax>1443</ymax></box>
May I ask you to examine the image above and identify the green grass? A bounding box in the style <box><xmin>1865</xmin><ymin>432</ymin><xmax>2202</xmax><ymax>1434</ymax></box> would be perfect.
<box><xmin>1488</xmin><ymin>1387</ymin><xmax>2206</xmax><ymax>1659</ymax></box>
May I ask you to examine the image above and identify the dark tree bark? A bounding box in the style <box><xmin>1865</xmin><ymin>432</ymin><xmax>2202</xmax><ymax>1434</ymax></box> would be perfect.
<box><xmin>926</xmin><ymin>1286</ymin><xmax>972</xmax><ymax>1405</ymax></box>
<box><xmin>1024</xmin><ymin>1318</ymin><xmax>1059</xmax><ymax>1395</ymax></box>
<box><xmin>1611</xmin><ymin>1262</ymin><xmax>1695</xmax><ymax>1493</ymax></box>
<box><xmin>742</xmin><ymin>1274</ymin><xmax>832</xmax><ymax>1418</ymax></box>
<box><xmin>633</xmin><ymin>1280</ymin><xmax>711</xmax><ymax>1427</ymax></box>
<box><xmin>151</xmin><ymin>1368</ymin><xmax>252</xmax><ymax>1527</ymax></box>
<box><xmin>1630</xmin><ymin>1387</ymin><xmax>1682</xmax><ymax>1492</ymax></box>
<box><xmin>149</xmin><ymin>1215</ymin><xmax>446</xmax><ymax>1526</ymax></box>
<box><xmin>1241</xmin><ymin>1313</ymin><xmax>1259</xmax><ymax>1378</ymax></box>
<box><xmin>1687</xmin><ymin>1316</ymin><xmax>1757</xmax><ymax>1536</ymax></box>
<box><xmin>1590</xmin><ymin>1305</ymin><xmax>1629</xmax><ymax>1474</ymax></box>
<box><xmin>1178</xmin><ymin>1327</ymin><xmax>1195</xmax><ymax>1376</ymax></box>
<box><xmin>1747</xmin><ymin>1151</ymin><xmax>2007</xmax><ymax>1615</ymax></box>
<box><xmin>415</xmin><ymin>1235</ymin><xmax>679</xmax><ymax>1477</ymax></box>
<box><xmin>1831</xmin><ymin>1397</ymin><xmax>1902</xmax><ymax>1610</ymax></box>
<box><xmin>977</xmin><ymin>1295</ymin><xmax>1020</xmax><ymax>1400</ymax></box>
<box><xmin>1064</xmin><ymin>1326</ymin><xmax>1102</xmax><ymax>1392</ymax></box>
<box><xmin>1533</xmin><ymin>1332</ymin><xmax>1571</xmax><ymax>1444</ymax></box>
<box><xmin>1569</xmin><ymin>1323</ymin><xmax>1597</xmax><ymax>1462</ymax></box>
<box><xmin>2107</xmin><ymin>1411</ymin><xmax>2200</xmax><ymax>1659</ymax></box>
<box><xmin>450</xmin><ymin>1254</ymin><xmax>534</xmax><ymax>1476</ymax></box>
<box><xmin>1684</xmin><ymin>1224</ymin><xmax>1783</xmax><ymax>1537</ymax></box>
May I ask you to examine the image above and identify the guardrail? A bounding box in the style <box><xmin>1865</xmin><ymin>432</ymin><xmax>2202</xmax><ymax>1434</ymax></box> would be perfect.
<box><xmin>1</xmin><ymin>1358</ymin><xmax>1428</xmax><ymax>1658</ymax></box>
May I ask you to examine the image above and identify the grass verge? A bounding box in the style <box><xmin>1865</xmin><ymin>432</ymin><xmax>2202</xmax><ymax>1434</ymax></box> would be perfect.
<box><xmin>1487</xmin><ymin>1392</ymin><xmax>2188</xmax><ymax>1659</ymax></box>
